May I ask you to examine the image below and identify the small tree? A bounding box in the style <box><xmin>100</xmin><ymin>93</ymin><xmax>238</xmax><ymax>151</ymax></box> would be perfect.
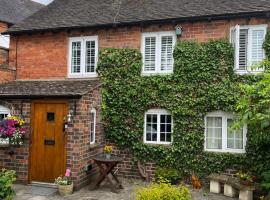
<box><xmin>234</xmin><ymin>60</ymin><xmax>270</xmax><ymax>145</ymax></box>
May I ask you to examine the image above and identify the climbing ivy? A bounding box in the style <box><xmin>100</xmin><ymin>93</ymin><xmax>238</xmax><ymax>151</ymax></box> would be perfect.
<box><xmin>97</xmin><ymin>39</ymin><xmax>269</xmax><ymax>177</ymax></box>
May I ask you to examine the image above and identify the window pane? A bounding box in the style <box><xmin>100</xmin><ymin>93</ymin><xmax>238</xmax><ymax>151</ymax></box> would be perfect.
<box><xmin>146</xmin><ymin>114</ymin><xmax>158</xmax><ymax>142</ymax></box>
<box><xmin>0</xmin><ymin>114</ymin><xmax>8</xmax><ymax>121</ymax></box>
<box><xmin>160</xmin><ymin>114</ymin><xmax>172</xmax><ymax>142</ymax></box>
<box><xmin>227</xmin><ymin>119</ymin><xmax>243</xmax><ymax>149</ymax></box>
<box><xmin>161</xmin><ymin>36</ymin><xmax>173</xmax><ymax>71</ymax></box>
<box><xmin>251</xmin><ymin>30</ymin><xmax>265</xmax><ymax>66</ymax></box>
<box><xmin>144</xmin><ymin>37</ymin><xmax>156</xmax><ymax>71</ymax></box>
<box><xmin>85</xmin><ymin>40</ymin><xmax>96</xmax><ymax>73</ymax></box>
<box><xmin>206</xmin><ymin>117</ymin><xmax>222</xmax><ymax>149</ymax></box>
<box><xmin>71</xmin><ymin>41</ymin><xmax>81</xmax><ymax>73</ymax></box>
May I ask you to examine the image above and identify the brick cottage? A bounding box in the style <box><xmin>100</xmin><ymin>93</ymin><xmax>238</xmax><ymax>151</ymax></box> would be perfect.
<box><xmin>0</xmin><ymin>0</ymin><xmax>43</xmax><ymax>83</ymax></box>
<box><xmin>0</xmin><ymin>0</ymin><xmax>270</xmax><ymax>189</ymax></box>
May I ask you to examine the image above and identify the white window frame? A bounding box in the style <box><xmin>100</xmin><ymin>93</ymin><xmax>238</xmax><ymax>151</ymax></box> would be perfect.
<box><xmin>90</xmin><ymin>108</ymin><xmax>96</xmax><ymax>144</ymax></box>
<box><xmin>68</xmin><ymin>36</ymin><xmax>98</xmax><ymax>78</ymax></box>
<box><xmin>230</xmin><ymin>24</ymin><xmax>267</xmax><ymax>74</ymax></box>
<box><xmin>141</xmin><ymin>31</ymin><xmax>176</xmax><ymax>75</ymax></box>
<box><xmin>0</xmin><ymin>105</ymin><xmax>10</xmax><ymax>145</ymax></box>
<box><xmin>204</xmin><ymin>111</ymin><xmax>247</xmax><ymax>153</ymax></box>
<box><xmin>144</xmin><ymin>109</ymin><xmax>173</xmax><ymax>145</ymax></box>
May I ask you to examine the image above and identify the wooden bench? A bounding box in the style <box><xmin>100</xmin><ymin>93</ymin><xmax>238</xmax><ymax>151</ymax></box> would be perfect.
<box><xmin>207</xmin><ymin>174</ymin><xmax>255</xmax><ymax>200</ymax></box>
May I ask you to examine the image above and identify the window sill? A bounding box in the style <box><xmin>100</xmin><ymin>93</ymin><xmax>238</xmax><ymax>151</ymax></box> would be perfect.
<box><xmin>235</xmin><ymin>70</ymin><xmax>264</xmax><ymax>75</ymax></box>
<box><xmin>204</xmin><ymin>148</ymin><xmax>245</xmax><ymax>154</ymax></box>
<box><xmin>68</xmin><ymin>73</ymin><xmax>98</xmax><ymax>79</ymax></box>
<box><xmin>89</xmin><ymin>143</ymin><xmax>99</xmax><ymax>149</ymax></box>
<box><xmin>144</xmin><ymin>142</ymin><xmax>172</xmax><ymax>146</ymax></box>
<box><xmin>141</xmin><ymin>71</ymin><xmax>173</xmax><ymax>76</ymax></box>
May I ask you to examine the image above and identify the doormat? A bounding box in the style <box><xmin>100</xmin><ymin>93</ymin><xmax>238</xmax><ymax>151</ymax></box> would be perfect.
<box><xmin>26</xmin><ymin>186</ymin><xmax>57</xmax><ymax>196</ymax></box>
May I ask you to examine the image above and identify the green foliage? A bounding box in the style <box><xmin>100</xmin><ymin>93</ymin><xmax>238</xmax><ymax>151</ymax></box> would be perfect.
<box><xmin>155</xmin><ymin>167</ymin><xmax>183</xmax><ymax>184</ymax></box>
<box><xmin>0</xmin><ymin>169</ymin><xmax>16</xmax><ymax>200</ymax></box>
<box><xmin>261</xmin><ymin>170</ymin><xmax>270</xmax><ymax>190</ymax></box>
<box><xmin>263</xmin><ymin>31</ymin><xmax>270</xmax><ymax>60</ymax></box>
<box><xmin>136</xmin><ymin>180</ymin><xmax>191</xmax><ymax>200</ymax></box>
<box><xmin>97</xmin><ymin>39</ymin><xmax>269</xmax><ymax>177</ymax></box>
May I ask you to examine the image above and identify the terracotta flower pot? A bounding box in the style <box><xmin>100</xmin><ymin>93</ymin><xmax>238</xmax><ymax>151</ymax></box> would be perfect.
<box><xmin>58</xmin><ymin>183</ymin><xmax>73</xmax><ymax>196</ymax></box>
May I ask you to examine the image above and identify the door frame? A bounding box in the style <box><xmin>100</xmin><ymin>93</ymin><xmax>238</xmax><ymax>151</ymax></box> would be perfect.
<box><xmin>29</xmin><ymin>100</ymin><xmax>68</xmax><ymax>183</ymax></box>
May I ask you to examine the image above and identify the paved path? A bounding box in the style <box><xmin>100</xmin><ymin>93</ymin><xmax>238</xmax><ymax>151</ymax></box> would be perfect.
<box><xmin>13</xmin><ymin>179</ymin><xmax>237</xmax><ymax>200</ymax></box>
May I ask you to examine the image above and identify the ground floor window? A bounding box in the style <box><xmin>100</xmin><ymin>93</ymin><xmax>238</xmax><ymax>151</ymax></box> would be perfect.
<box><xmin>90</xmin><ymin>108</ymin><xmax>96</xmax><ymax>144</ymax></box>
<box><xmin>205</xmin><ymin>111</ymin><xmax>246</xmax><ymax>153</ymax></box>
<box><xmin>144</xmin><ymin>109</ymin><xmax>172</xmax><ymax>144</ymax></box>
<box><xmin>0</xmin><ymin>105</ymin><xmax>10</xmax><ymax>145</ymax></box>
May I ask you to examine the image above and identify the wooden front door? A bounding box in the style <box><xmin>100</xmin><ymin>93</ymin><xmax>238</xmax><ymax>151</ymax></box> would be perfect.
<box><xmin>30</xmin><ymin>102</ymin><xmax>68</xmax><ymax>183</ymax></box>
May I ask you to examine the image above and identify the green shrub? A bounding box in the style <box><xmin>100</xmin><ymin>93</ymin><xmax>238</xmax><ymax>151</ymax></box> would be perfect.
<box><xmin>261</xmin><ymin>170</ymin><xmax>270</xmax><ymax>194</ymax></box>
<box><xmin>155</xmin><ymin>167</ymin><xmax>183</xmax><ymax>184</ymax></box>
<box><xmin>136</xmin><ymin>181</ymin><xmax>191</xmax><ymax>200</ymax></box>
<box><xmin>0</xmin><ymin>169</ymin><xmax>16</xmax><ymax>200</ymax></box>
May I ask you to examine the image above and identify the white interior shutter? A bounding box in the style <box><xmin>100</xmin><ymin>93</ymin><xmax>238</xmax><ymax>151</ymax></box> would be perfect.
<box><xmin>231</xmin><ymin>25</ymin><xmax>240</xmax><ymax>70</ymax></box>
<box><xmin>85</xmin><ymin>40</ymin><xmax>96</xmax><ymax>73</ymax></box>
<box><xmin>144</xmin><ymin>36</ymin><xmax>156</xmax><ymax>72</ymax></box>
<box><xmin>161</xmin><ymin>36</ymin><xmax>173</xmax><ymax>71</ymax></box>
<box><xmin>239</xmin><ymin>29</ymin><xmax>248</xmax><ymax>70</ymax></box>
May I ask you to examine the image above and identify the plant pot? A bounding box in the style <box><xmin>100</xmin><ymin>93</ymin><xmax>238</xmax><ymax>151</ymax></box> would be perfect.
<box><xmin>105</xmin><ymin>153</ymin><xmax>111</xmax><ymax>159</ymax></box>
<box><xmin>241</xmin><ymin>180</ymin><xmax>253</xmax><ymax>186</ymax></box>
<box><xmin>58</xmin><ymin>183</ymin><xmax>73</xmax><ymax>196</ymax></box>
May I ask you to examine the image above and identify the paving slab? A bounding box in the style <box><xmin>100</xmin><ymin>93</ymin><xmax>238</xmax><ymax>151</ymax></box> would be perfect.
<box><xmin>13</xmin><ymin>179</ymin><xmax>237</xmax><ymax>200</ymax></box>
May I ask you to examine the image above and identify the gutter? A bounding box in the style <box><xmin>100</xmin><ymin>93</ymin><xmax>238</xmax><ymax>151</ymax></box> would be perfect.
<box><xmin>3</xmin><ymin>11</ymin><xmax>270</xmax><ymax>35</ymax></box>
<box><xmin>0</xmin><ymin>94</ymin><xmax>82</xmax><ymax>99</ymax></box>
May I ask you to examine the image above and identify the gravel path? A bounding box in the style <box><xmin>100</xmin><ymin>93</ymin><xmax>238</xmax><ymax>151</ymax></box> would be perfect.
<box><xmin>13</xmin><ymin>179</ymin><xmax>237</xmax><ymax>200</ymax></box>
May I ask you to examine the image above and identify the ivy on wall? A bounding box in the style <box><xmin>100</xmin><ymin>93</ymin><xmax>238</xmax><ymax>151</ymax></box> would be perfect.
<box><xmin>98</xmin><ymin>39</ymin><xmax>269</xmax><ymax>177</ymax></box>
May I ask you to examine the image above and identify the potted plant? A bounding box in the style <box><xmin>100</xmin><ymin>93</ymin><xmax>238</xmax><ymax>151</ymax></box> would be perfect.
<box><xmin>0</xmin><ymin>116</ymin><xmax>26</xmax><ymax>147</ymax></box>
<box><xmin>55</xmin><ymin>169</ymin><xmax>73</xmax><ymax>196</ymax></box>
<box><xmin>236</xmin><ymin>171</ymin><xmax>256</xmax><ymax>186</ymax></box>
<box><xmin>104</xmin><ymin>145</ymin><xmax>113</xmax><ymax>159</ymax></box>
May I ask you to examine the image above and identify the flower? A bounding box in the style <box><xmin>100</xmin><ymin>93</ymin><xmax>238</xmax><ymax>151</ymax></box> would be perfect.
<box><xmin>104</xmin><ymin>145</ymin><xmax>113</xmax><ymax>154</ymax></box>
<box><xmin>0</xmin><ymin>116</ymin><xmax>25</xmax><ymax>146</ymax></box>
<box><xmin>55</xmin><ymin>169</ymin><xmax>72</xmax><ymax>185</ymax></box>
<box><xmin>65</xmin><ymin>169</ymin><xmax>71</xmax><ymax>177</ymax></box>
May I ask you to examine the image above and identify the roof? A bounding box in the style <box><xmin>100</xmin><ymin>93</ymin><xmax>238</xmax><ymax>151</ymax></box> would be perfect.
<box><xmin>0</xmin><ymin>0</ymin><xmax>44</xmax><ymax>24</ymax></box>
<box><xmin>6</xmin><ymin>0</ymin><xmax>270</xmax><ymax>34</ymax></box>
<box><xmin>0</xmin><ymin>80</ymin><xmax>100</xmax><ymax>98</ymax></box>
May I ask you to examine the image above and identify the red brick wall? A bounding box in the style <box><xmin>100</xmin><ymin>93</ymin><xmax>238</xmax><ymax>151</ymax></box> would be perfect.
<box><xmin>0</xmin><ymin>22</ymin><xmax>14</xmax><ymax>83</ymax></box>
<box><xmin>0</xmin><ymin>87</ymin><xmax>105</xmax><ymax>188</ymax></box>
<box><xmin>0</xmin><ymin>68</ymin><xmax>15</xmax><ymax>83</ymax></box>
<box><xmin>9</xmin><ymin>17</ymin><xmax>270</xmax><ymax>80</ymax></box>
<box><xmin>0</xmin><ymin>22</ymin><xmax>8</xmax><ymax>33</ymax></box>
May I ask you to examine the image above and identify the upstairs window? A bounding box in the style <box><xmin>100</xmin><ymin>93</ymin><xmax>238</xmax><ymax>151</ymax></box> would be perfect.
<box><xmin>205</xmin><ymin>111</ymin><xmax>246</xmax><ymax>153</ymax></box>
<box><xmin>230</xmin><ymin>25</ymin><xmax>267</xmax><ymax>74</ymax></box>
<box><xmin>69</xmin><ymin>36</ymin><xmax>98</xmax><ymax>78</ymax></box>
<box><xmin>142</xmin><ymin>32</ymin><xmax>176</xmax><ymax>75</ymax></box>
<box><xmin>144</xmin><ymin>109</ymin><xmax>173</xmax><ymax>144</ymax></box>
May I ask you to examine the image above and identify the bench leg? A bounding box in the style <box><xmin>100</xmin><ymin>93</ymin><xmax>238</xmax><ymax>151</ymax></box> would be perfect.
<box><xmin>224</xmin><ymin>184</ymin><xmax>237</xmax><ymax>197</ymax></box>
<box><xmin>239</xmin><ymin>190</ymin><xmax>253</xmax><ymax>200</ymax></box>
<box><xmin>210</xmin><ymin>181</ymin><xmax>221</xmax><ymax>194</ymax></box>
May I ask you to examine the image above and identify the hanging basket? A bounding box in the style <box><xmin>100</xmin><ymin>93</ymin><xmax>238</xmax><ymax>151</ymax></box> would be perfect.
<box><xmin>58</xmin><ymin>183</ymin><xmax>73</xmax><ymax>196</ymax></box>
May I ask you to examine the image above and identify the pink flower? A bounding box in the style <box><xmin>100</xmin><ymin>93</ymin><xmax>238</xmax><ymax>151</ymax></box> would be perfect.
<box><xmin>65</xmin><ymin>169</ymin><xmax>71</xmax><ymax>177</ymax></box>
